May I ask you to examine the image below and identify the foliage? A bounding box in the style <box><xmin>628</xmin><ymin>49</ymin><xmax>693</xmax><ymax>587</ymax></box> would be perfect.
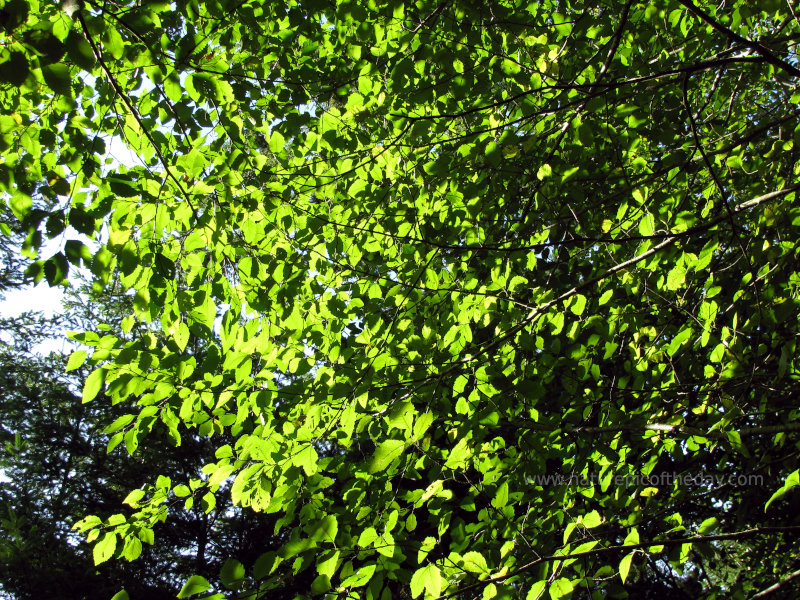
<box><xmin>0</xmin><ymin>286</ymin><xmax>288</xmax><ymax>600</ymax></box>
<box><xmin>3</xmin><ymin>0</ymin><xmax>800</xmax><ymax>598</ymax></box>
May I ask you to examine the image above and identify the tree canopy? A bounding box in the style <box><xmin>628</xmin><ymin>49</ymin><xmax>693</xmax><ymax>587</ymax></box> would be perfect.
<box><xmin>0</xmin><ymin>283</ymin><xmax>288</xmax><ymax>600</ymax></box>
<box><xmin>2</xmin><ymin>0</ymin><xmax>800</xmax><ymax>598</ymax></box>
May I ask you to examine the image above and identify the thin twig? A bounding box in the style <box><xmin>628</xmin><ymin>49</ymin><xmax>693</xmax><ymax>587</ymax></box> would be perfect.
<box><xmin>77</xmin><ymin>12</ymin><xmax>197</xmax><ymax>215</ymax></box>
<box><xmin>677</xmin><ymin>0</ymin><xmax>800</xmax><ymax>78</ymax></box>
<box><xmin>439</xmin><ymin>527</ymin><xmax>800</xmax><ymax>600</ymax></box>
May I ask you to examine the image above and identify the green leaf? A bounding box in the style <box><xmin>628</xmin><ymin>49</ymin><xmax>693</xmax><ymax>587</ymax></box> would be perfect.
<box><xmin>270</xmin><ymin>130</ymin><xmax>286</xmax><ymax>153</ymax></box>
<box><xmin>66</xmin><ymin>349</ymin><xmax>87</xmax><ymax>371</ymax></box>
<box><xmin>410</xmin><ymin>564</ymin><xmax>442</xmax><ymax>599</ymax></box>
<box><xmin>483</xmin><ymin>583</ymin><xmax>497</xmax><ymax>599</ymax></box>
<box><xmin>490</xmin><ymin>481</ymin><xmax>508</xmax><ymax>509</ymax></box>
<box><xmin>253</xmin><ymin>552</ymin><xmax>279</xmax><ymax>581</ymax></box>
<box><xmin>619</xmin><ymin>553</ymin><xmax>634</xmax><ymax>583</ymax></box>
<box><xmin>103</xmin><ymin>27</ymin><xmax>125</xmax><ymax>60</ymax></box>
<box><xmin>766</xmin><ymin>469</ymin><xmax>800</xmax><ymax>511</ymax></box>
<box><xmin>697</xmin><ymin>517</ymin><xmax>718</xmax><ymax>534</ymax></box>
<box><xmin>220</xmin><ymin>559</ymin><xmax>245</xmax><ymax>589</ymax></box>
<box><xmin>42</xmin><ymin>63</ymin><xmax>72</xmax><ymax>95</ymax></box>
<box><xmin>0</xmin><ymin>0</ymin><xmax>29</xmax><ymax>33</ymax></box>
<box><xmin>667</xmin><ymin>328</ymin><xmax>692</xmax><ymax>356</ymax></box>
<box><xmin>526</xmin><ymin>581</ymin><xmax>547</xmax><ymax>600</ymax></box>
<box><xmin>105</xmin><ymin>414</ymin><xmax>135</xmax><ymax>434</ymax></box>
<box><xmin>174</xmin><ymin>322</ymin><xmax>190</xmax><ymax>352</ymax></box>
<box><xmin>577</xmin><ymin>123</ymin><xmax>595</xmax><ymax>145</ymax></box>
<box><xmin>550</xmin><ymin>578</ymin><xmax>574</xmax><ymax>600</ymax></box>
<box><xmin>93</xmin><ymin>532</ymin><xmax>117</xmax><ymax>565</ymax></box>
<box><xmin>44</xmin><ymin>252</ymin><xmax>69</xmax><ymax>285</ymax></box>
<box><xmin>665</xmin><ymin>264</ymin><xmax>686</xmax><ymax>291</ymax></box>
<box><xmin>406</xmin><ymin>513</ymin><xmax>418</xmax><ymax>531</ymax></box>
<box><xmin>177</xmin><ymin>575</ymin><xmax>212</xmax><ymax>598</ymax></box>
<box><xmin>726</xmin><ymin>155</ymin><xmax>743</xmax><ymax>169</ymax></box>
<box><xmin>638</xmin><ymin>213</ymin><xmax>655</xmax><ymax>236</ymax></box>
<box><xmin>536</xmin><ymin>163</ymin><xmax>552</xmax><ymax>180</ymax></box>
<box><xmin>121</xmin><ymin>536</ymin><xmax>142</xmax><ymax>561</ymax></box>
<box><xmin>581</xmin><ymin>510</ymin><xmax>601</xmax><ymax>529</ymax></box>
<box><xmin>569</xmin><ymin>294</ymin><xmax>587</xmax><ymax>316</ymax></box>
<box><xmin>623</xmin><ymin>527</ymin><xmax>639</xmax><ymax>546</ymax></box>
<box><xmin>122</xmin><ymin>489</ymin><xmax>145</xmax><ymax>506</ymax></box>
<box><xmin>66</xmin><ymin>30</ymin><xmax>96</xmax><ymax>69</ymax></box>
<box><xmin>501</xmin><ymin>59</ymin><xmax>521</xmax><ymax>75</ymax></box>
<box><xmin>563</xmin><ymin>521</ymin><xmax>577</xmax><ymax>544</ymax></box>
<box><xmin>417</xmin><ymin>481</ymin><xmax>443</xmax><ymax>507</ymax></box>
<box><xmin>313</xmin><ymin>514</ymin><xmax>338</xmax><ymax>543</ymax></box>
<box><xmin>358</xmin><ymin>526</ymin><xmax>379</xmax><ymax>548</ymax></box>
<box><xmin>0</xmin><ymin>51</ymin><xmax>29</xmax><ymax>85</ymax></box>
<box><xmin>484</xmin><ymin>141</ymin><xmax>500</xmax><ymax>167</ymax></box>
<box><xmin>82</xmin><ymin>368</ymin><xmax>105</xmax><ymax>404</ymax></box>
<box><xmin>368</xmin><ymin>439</ymin><xmax>405</xmax><ymax>473</ymax></box>
<box><xmin>292</xmin><ymin>443</ymin><xmax>319</xmax><ymax>475</ymax></box>
<box><xmin>462</xmin><ymin>551</ymin><xmax>489</xmax><ymax>575</ymax></box>
<box><xmin>340</xmin><ymin>563</ymin><xmax>376</xmax><ymax>588</ymax></box>
<box><xmin>109</xmin><ymin>591</ymin><xmax>130</xmax><ymax>600</ymax></box>
<box><xmin>316</xmin><ymin>549</ymin><xmax>340</xmax><ymax>578</ymax></box>
<box><xmin>444</xmin><ymin>436</ymin><xmax>472</xmax><ymax>470</ymax></box>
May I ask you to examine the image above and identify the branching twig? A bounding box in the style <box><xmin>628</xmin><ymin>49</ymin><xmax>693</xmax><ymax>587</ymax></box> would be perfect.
<box><xmin>677</xmin><ymin>0</ymin><xmax>800</xmax><ymax>78</ymax></box>
<box><xmin>439</xmin><ymin>526</ymin><xmax>800</xmax><ymax>600</ymax></box>
<box><xmin>77</xmin><ymin>12</ymin><xmax>197</xmax><ymax>216</ymax></box>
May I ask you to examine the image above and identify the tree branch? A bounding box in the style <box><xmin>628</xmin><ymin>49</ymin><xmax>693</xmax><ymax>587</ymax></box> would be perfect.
<box><xmin>750</xmin><ymin>567</ymin><xmax>800</xmax><ymax>598</ymax></box>
<box><xmin>677</xmin><ymin>0</ymin><xmax>800</xmax><ymax>78</ymax></box>
<box><xmin>77</xmin><ymin>12</ymin><xmax>196</xmax><ymax>215</ymax></box>
<box><xmin>440</xmin><ymin>527</ymin><xmax>800</xmax><ymax>599</ymax></box>
<box><xmin>525</xmin><ymin>421</ymin><xmax>800</xmax><ymax>439</ymax></box>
